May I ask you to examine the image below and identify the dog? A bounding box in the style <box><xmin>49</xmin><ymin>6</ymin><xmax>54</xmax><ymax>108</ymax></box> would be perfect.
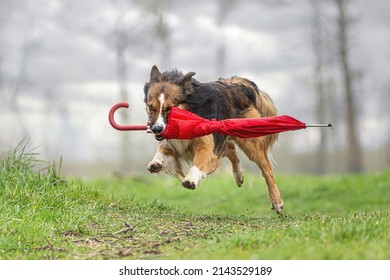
<box><xmin>143</xmin><ymin>65</ymin><xmax>283</xmax><ymax>213</ymax></box>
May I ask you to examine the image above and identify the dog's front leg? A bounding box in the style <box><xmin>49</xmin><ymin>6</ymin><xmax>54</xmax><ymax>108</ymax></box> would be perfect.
<box><xmin>147</xmin><ymin>143</ymin><xmax>184</xmax><ymax>178</ymax></box>
<box><xmin>147</xmin><ymin>149</ymin><xmax>164</xmax><ymax>174</ymax></box>
<box><xmin>182</xmin><ymin>136</ymin><xmax>219</xmax><ymax>190</ymax></box>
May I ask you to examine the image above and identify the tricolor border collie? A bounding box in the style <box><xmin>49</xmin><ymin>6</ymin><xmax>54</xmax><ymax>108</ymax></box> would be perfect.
<box><xmin>144</xmin><ymin>65</ymin><xmax>283</xmax><ymax>213</ymax></box>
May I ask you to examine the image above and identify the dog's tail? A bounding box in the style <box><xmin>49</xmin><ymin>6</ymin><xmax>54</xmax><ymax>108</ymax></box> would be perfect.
<box><xmin>227</xmin><ymin>77</ymin><xmax>279</xmax><ymax>151</ymax></box>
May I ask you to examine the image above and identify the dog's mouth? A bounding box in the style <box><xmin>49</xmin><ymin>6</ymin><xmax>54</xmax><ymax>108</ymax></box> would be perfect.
<box><xmin>154</xmin><ymin>134</ymin><xmax>164</xmax><ymax>141</ymax></box>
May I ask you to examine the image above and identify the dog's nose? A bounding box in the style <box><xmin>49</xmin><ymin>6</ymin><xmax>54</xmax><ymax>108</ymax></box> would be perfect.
<box><xmin>151</xmin><ymin>125</ymin><xmax>164</xmax><ymax>134</ymax></box>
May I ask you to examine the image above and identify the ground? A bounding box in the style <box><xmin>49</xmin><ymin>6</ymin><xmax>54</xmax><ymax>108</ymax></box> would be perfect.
<box><xmin>0</xmin><ymin>145</ymin><xmax>389</xmax><ymax>259</ymax></box>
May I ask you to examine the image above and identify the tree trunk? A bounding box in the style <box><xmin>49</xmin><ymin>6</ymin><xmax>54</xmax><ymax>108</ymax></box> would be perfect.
<box><xmin>335</xmin><ymin>0</ymin><xmax>363</xmax><ymax>173</ymax></box>
<box><xmin>310</xmin><ymin>0</ymin><xmax>328</xmax><ymax>174</ymax></box>
<box><xmin>215</xmin><ymin>0</ymin><xmax>236</xmax><ymax>76</ymax></box>
<box><xmin>114</xmin><ymin>7</ymin><xmax>131</xmax><ymax>172</ymax></box>
<box><xmin>116</xmin><ymin>43</ymin><xmax>130</xmax><ymax>171</ymax></box>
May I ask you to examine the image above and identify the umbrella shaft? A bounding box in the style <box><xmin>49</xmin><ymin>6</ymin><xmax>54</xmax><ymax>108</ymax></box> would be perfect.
<box><xmin>306</xmin><ymin>123</ymin><xmax>332</xmax><ymax>127</ymax></box>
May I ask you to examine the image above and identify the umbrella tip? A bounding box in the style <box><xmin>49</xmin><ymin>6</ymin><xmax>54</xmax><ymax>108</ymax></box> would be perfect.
<box><xmin>305</xmin><ymin>123</ymin><xmax>333</xmax><ymax>128</ymax></box>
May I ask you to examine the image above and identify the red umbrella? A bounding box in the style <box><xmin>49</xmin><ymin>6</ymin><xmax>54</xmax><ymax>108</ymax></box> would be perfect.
<box><xmin>109</xmin><ymin>102</ymin><xmax>332</xmax><ymax>138</ymax></box>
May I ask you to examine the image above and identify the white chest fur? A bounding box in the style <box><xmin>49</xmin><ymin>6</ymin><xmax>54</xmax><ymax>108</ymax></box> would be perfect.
<box><xmin>162</xmin><ymin>139</ymin><xmax>193</xmax><ymax>172</ymax></box>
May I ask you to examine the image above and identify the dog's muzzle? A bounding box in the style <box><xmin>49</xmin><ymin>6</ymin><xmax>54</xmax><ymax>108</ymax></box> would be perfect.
<box><xmin>151</xmin><ymin>125</ymin><xmax>165</xmax><ymax>141</ymax></box>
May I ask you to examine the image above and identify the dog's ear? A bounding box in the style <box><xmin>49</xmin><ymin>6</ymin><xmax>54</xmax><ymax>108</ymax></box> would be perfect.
<box><xmin>176</xmin><ymin>71</ymin><xmax>196</xmax><ymax>92</ymax></box>
<box><xmin>150</xmin><ymin>65</ymin><xmax>162</xmax><ymax>82</ymax></box>
<box><xmin>143</xmin><ymin>82</ymin><xmax>150</xmax><ymax>103</ymax></box>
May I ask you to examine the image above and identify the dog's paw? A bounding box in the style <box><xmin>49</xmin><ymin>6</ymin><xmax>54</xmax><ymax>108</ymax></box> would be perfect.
<box><xmin>181</xmin><ymin>166</ymin><xmax>205</xmax><ymax>190</ymax></box>
<box><xmin>234</xmin><ymin>172</ymin><xmax>244</xmax><ymax>187</ymax></box>
<box><xmin>181</xmin><ymin>179</ymin><xmax>197</xmax><ymax>190</ymax></box>
<box><xmin>270</xmin><ymin>199</ymin><xmax>284</xmax><ymax>214</ymax></box>
<box><xmin>147</xmin><ymin>161</ymin><xmax>163</xmax><ymax>173</ymax></box>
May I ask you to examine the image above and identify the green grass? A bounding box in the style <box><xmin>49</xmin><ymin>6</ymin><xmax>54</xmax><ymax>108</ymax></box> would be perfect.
<box><xmin>0</xmin><ymin>142</ymin><xmax>389</xmax><ymax>259</ymax></box>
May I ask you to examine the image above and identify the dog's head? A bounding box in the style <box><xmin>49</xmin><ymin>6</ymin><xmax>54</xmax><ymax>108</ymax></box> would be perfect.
<box><xmin>144</xmin><ymin>65</ymin><xmax>196</xmax><ymax>140</ymax></box>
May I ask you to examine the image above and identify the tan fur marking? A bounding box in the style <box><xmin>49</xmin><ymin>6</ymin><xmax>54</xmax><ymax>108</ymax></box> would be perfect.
<box><xmin>190</xmin><ymin>136</ymin><xmax>220</xmax><ymax>175</ymax></box>
<box><xmin>243</xmin><ymin>106</ymin><xmax>262</xmax><ymax>118</ymax></box>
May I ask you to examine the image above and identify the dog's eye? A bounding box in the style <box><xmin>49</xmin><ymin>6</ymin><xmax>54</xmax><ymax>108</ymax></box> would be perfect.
<box><xmin>164</xmin><ymin>106</ymin><xmax>171</xmax><ymax>113</ymax></box>
<box><xmin>148</xmin><ymin>105</ymin><xmax>155</xmax><ymax>112</ymax></box>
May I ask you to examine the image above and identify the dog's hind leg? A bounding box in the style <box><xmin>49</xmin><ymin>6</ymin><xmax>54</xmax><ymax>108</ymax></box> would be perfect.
<box><xmin>224</xmin><ymin>140</ymin><xmax>244</xmax><ymax>187</ymax></box>
<box><xmin>234</xmin><ymin>137</ymin><xmax>283</xmax><ymax>213</ymax></box>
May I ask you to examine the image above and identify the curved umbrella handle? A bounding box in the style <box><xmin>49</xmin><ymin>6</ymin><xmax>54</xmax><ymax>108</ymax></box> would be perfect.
<box><xmin>109</xmin><ymin>102</ymin><xmax>149</xmax><ymax>131</ymax></box>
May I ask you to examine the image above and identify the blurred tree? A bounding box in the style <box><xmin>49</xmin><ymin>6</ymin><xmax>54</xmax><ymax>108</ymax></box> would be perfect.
<box><xmin>134</xmin><ymin>0</ymin><xmax>173</xmax><ymax>69</ymax></box>
<box><xmin>335</xmin><ymin>0</ymin><xmax>363</xmax><ymax>173</ymax></box>
<box><xmin>0</xmin><ymin>0</ymin><xmax>11</xmax><ymax>107</ymax></box>
<box><xmin>11</xmin><ymin>32</ymin><xmax>34</xmax><ymax>112</ymax></box>
<box><xmin>310</xmin><ymin>0</ymin><xmax>331</xmax><ymax>174</ymax></box>
<box><xmin>385</xmin><ymin>75</ymin><xmax>390</xmax><ymax>167</ymax></box>
<box><xmin>111</xmin><ymin>0</ymin><xmax>133</xmax><ymax>170</ymax></box>
<box><xmin>310</xmin><ymin>0</ymin><xmax>326</xmax><ymax>173</ymax></box>
<box><xmin>1</xmin><ymin>4</ymin><xmax>38</xmax><ymax>138</ymax></box>
<box><xmin>0</xmin><ymin>48</ymin><xmax>3</xmax><ymax>105</ymax></box>
<box><xmin>215</xmin><ymin>0</ymin><xmax>236</xmax><ymax>76</ymax></box>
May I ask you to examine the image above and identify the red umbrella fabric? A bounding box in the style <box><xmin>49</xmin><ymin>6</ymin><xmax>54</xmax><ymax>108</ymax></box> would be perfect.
<box><xmin>161</xmin><ymin>106</ymin><xmax>307</xmax><ymax>139</ymax></box>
